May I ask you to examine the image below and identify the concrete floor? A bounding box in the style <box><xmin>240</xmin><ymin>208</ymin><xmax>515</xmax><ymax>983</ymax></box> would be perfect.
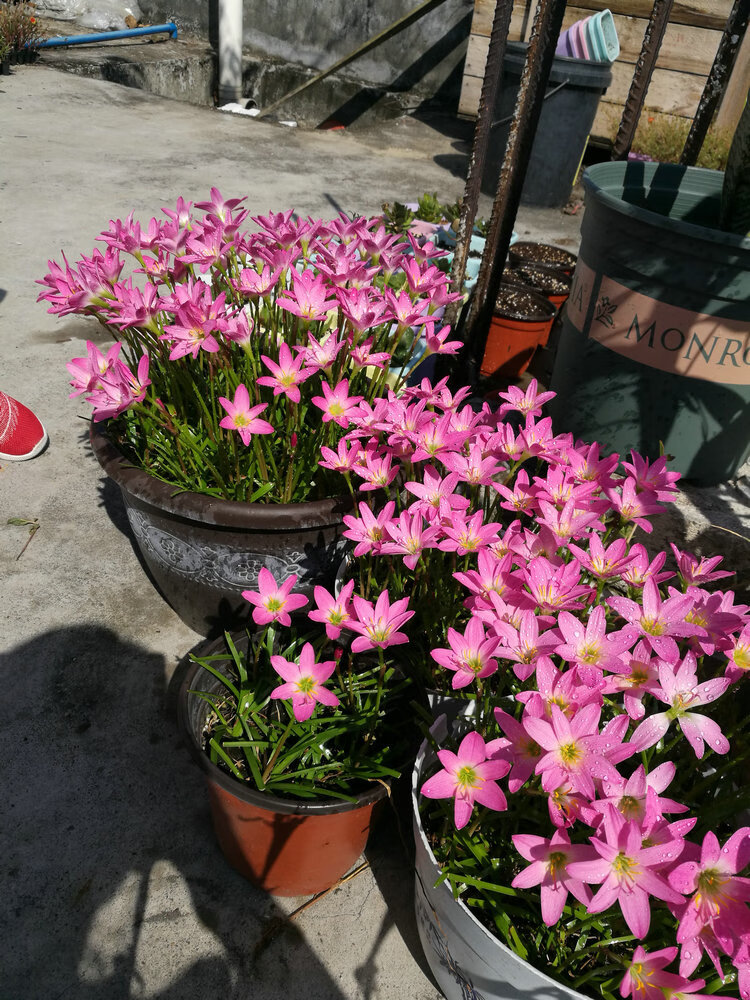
<box><xmin>0</xmin><ymin>62</ymin><xmax>587</xmax><ymax>1000</ymax></box>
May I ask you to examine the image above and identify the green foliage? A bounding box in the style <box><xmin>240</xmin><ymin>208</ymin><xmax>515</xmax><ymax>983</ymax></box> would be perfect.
<box><xmin>190</xmin><ymin>626</ymin><xmax>414</xmax><ymax>799</ymax></box>
<box><xmin>632</xmin><ymin>114</ymin><xmax>732</xmax><ymax>171</ymax></box>
<box><xmin>0</xmin><ymin>2</ymin><xmax>44</xmax><ymax>53</ymax></box>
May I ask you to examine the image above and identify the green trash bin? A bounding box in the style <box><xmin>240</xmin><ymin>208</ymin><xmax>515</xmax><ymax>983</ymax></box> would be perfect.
<box><xmin>548</xmin><ymin>161</ymin><xmax>750</xmax><ymax>486</ymax></box>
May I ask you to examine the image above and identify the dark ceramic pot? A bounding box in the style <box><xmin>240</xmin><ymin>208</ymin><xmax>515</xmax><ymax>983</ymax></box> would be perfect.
<box><xmin>178</xmin><ymin>653</ymin><xmax>388</xmax><ymax>896</ymax></box>
<box><xmin>91</xmin><ymin>425</ymin><xmax>353</xmax><ymax>636</ymax></box>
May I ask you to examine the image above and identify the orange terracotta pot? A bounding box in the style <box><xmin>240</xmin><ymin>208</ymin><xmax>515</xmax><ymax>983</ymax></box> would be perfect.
<box><xmin>179</xmin><ymin>655</ymin><xmax>388</xmax><ymax>897</ymax></box>
<box><xmin>480</xmin><ymin>284</ymin><xmax>556</xmax><ymax>377</ymax></box>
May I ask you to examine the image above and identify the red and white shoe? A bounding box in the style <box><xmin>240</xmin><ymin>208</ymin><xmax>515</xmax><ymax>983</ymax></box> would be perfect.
<box><xmin>0</xmin><ymin>390</ymin><xmax>48</xmax><ymax>461</ymax></box>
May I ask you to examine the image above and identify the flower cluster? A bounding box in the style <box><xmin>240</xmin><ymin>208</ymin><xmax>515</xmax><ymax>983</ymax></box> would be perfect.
<box><xmin>189</xmin><ymin>568</ymin><xmax>416</xmax><ymax>797</ymax></box>
<box><xmin>39</xmin><ymin>193</ymin><xmax>462</xmax><ymax>502</ymax></box>
<box><xmin>405</xmin><ymin>385</ymin><xmax>750</xmax><ymax>1000</ymax></box>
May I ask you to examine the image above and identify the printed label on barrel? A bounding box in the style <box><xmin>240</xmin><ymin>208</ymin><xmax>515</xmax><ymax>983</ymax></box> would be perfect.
<box><xmin>566</xmin><ymin>258</ymin><xmax>596</xmax><ymax>333</ymax></box>
<box><xmin>586</xmin><ymin>275</ymin><xmax>750</xmax><ymax>386</ymax></box>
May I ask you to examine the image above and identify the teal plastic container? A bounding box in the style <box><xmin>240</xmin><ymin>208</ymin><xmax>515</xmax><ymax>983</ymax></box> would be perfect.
<box><xmin>549</xmin><ymin>161</ymin><xmax>750</xmax><ymax>485</ymax></box>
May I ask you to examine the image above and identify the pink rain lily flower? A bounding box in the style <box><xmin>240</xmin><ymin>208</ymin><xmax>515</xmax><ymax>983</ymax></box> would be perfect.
<box><xmin>438</xmin><ymin>510</ymin><xmax>502</xmax><ymax>555</ymax></box>
<box><xmin>604</xmin><ymin>477</ymin><xmax>666</xmax><ymax>533</ymax></box>
<box><xmin>497</xmin><ymin>378</ymin><xmax>556</xmax><ymax>419</ymax></box>
<box><xmin>522</xmin><ymin>556</ymin><xmax>593</xmax><ymax>613</ymax></box>
<box><xmin>511</xmin><ymin>828</ymin><xmax>595</xmax><ymax>925</ymax></box>
<box><xmin>492</xmin><ymin>704</ymin><xmax>546</xmax><ymax>792</ymax></box>
<box><xmin>241</xmin><ymin>568</ymin><xmax>309</xmax><ymax>627</ymax></box>
<box><xmin>421</xmin><ymin>730</ymin><xmax>509</xmax><ymax>830</ymax></box>
<box><xmin>602</xmin><ymin>641</ymin><xmax>662</xmax><ymax>720</ymax></box>
<box><xmin>276</xmin><ymin>268</ymin><xmax>338</xmax><ymax>321</ymax></box>
<box><xmin>630</xmin><ymin>652</ymin><xmax>731</xmax><ymax>758</ymax></box>
<box><xmin>270</xmin><ymin>642</ymin><xmax>340</xmax><ymax>722</ymax></box>
<box><xmin>567</xmin><ymin>806</ymin><xmax>686</xmax><ymax>938</ymax></box>
<box><xmin>382</xmin><ymin>511</ymin><xmax>439</xmax><ymax>571</ymax></box>
<box><xmin>307</xmin><ymin>579</ymin><xmax>354</xmax><ymax>640</ymax></box>
<box><xmin>431</xmin><ymin>617</ymin><xmax>501</xmax><ymax>690</ymax></box>
<box><xmin>348</xmin><ymin>590</ymin><xmax>414</xmax><ymax>653</ymax></box>
<box><xmin>312</xmin><ymin>379</ymin><xmax>362</xmax><ymax>428</ymax></box>
<box><xmin>670</xmin><ymin>828</ymin><xmax>750</xmax><ymax>948</ymax></box>
<box><xmin>598</xmin><ymin>762</ymin><xmax>688</xmax><ymax>824</ymax></box>
<box><xmin>620</xmin><ymin>946</ymin><xmax>680</xmax><ymax>1000</ymax></box>
<box><xmin>343</xmin><ymin>500</ymin><xmax>396</xmax><ymax>556</ymax></box>
<box><xmin>670</xmin><ymin>544</ymin><xmax>734</xmax><ymax>588</ymax></box>
<box><xmin>607</xmin><ymin>577</ymin><xmax>705</xmax><ymax>663</ymax></box>
<box><xmin>567</xmin><ymin>535</ymin><xmax>638</xmax><ymax>582</ymax></box>
<box><xmin>218</xmin><ymin>384</ymin><xmax>274</xmax><ymax>446</ymax></box>
<box><xmin>256</xmin><ymin>342</ymin><xmax>312</xmax><ymax>403</ymax></box>
<box><xmin>524</xmin><ymin>703</ymin><xmax>628</xmax><ymax>800</ymax></box>
<box><xmin>555</xmin><ymin>605</ymin><xmax>636</xmax><ymax>684</ymax></box>
<box><xmin>621</xmin><ymin>544</ymin><xmax>674</xmax><ymax>589</ymax></box>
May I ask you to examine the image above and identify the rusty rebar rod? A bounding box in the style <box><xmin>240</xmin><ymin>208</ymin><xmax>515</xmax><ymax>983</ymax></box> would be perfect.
<box><xmin>612</xmin><ymin>0</ymin><xmax>675</xmax><ymax>161</ymax></box>
<box><xmin>443</xmin><ymin>0</ymin><xmax>514</xmax><ymax>332</ymax></box>
<box><xmin>461</xmin><ymin>0</ymin><xmax>568</xmax><ymax>374</ymax></box>
<box><xmin>680</xmin><ymin>0</ymin><xmax>750</xmax><ymax>165</ymax></box>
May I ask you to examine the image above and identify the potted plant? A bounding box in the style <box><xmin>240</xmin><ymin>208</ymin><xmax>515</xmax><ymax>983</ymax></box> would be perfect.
<box><xmin>509</xmin><ymin>241</ymin><xmax>577</xmax><ymax>276</ymax></box>
<box><xmin>409</xmin><ymin>397</ymin><xmax>750</xmax><ymax>1000</ymax></box>
<box><xmin>480</xmin><ymin>284</ymin><xmax>556</xmax><ymax>378</ymax></box>
<box><xmin>178</xmin><ymin>568</ymin><xmax>417</xmax><ymax>896</ymax></box>
<box><xmin>37</xmin><ymin>192</ymin><xmax>461</xmax><ymax>634</ymax></box>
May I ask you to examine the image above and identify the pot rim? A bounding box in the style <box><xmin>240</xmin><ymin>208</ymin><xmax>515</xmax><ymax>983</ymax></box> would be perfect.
<box><xmin>494</xmin><ymin>282</ymin><xmax>557</xmax><ymax>322</ymax></box>
<box><xmin>411</xmin><ymin>719</ymin><xmax>587</xmax><ymax>1000</ymax></box>
<box><xmin>178</xmin><ymin>651</ymin><xmax>389</xmax><ymax>816</ymax></box>
<box><xmin>582</xmin><ymin>161</ymin><xmax>750</xmax><ymax>252</ymax></box>
<box><xmin>90</xmin><ymin>422</ymin><xmax>353</xmax><ymax>529</ymax></box>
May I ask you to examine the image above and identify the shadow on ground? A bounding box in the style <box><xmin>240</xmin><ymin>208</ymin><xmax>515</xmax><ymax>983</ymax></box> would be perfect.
<box><xmin>0</xmin><ymin>625</ymin><xmax>354</xmax><ymax>999</ymax></box>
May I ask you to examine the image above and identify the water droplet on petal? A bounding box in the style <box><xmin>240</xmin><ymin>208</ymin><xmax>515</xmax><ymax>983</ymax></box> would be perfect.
<box><xmin>723</xmin><ymin>847</ymin><xmax>730</xmax><ymax>853</ymax></box>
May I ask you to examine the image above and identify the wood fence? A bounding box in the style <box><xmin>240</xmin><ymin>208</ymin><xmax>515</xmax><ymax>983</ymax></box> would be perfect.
<box><xmin>458</xmin><ymin>0</ymin><xmax>750</xmax><ymax>140</ymax></box>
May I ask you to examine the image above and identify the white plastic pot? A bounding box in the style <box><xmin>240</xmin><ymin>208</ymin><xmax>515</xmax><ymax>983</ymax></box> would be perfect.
<box><xmin>412</xmin><ymin>720</ymin><xmax>587</xmax><ymax>1000</ymax></box>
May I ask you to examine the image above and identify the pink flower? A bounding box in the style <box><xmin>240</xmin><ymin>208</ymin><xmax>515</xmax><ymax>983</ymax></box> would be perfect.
<box><xmin>218</xmin><ymin>384</ymin><xmax>274</xmax><ymax>446</ymax></box>
<box><xmin>277</xmin><ymin>268</ymin><xmax>338</xmax><ymax>322</ymax></box>
<box><xmin>630</xmin><ymin>652</ymin><xmax>731</xmax><ymax>758</ymax></box>
<box><xmin>567</xmin><ymin>535</ymin><xmax>638</xmax><ymax>582</ymax></box>
<box><xmin>270</xmin><ymin>642</ymin><xmax>340</xmax><ymax>722</ymax></box>
<box><xmin>318</xmin><ymin>438</ymin><xmax>362</xmax><ymax>473</ymax></box>
<box><xmin>382</xmin><ymin>511</ymin><xmax>439</xmax><ymax>571</ymax></box>
<box><xmin>431</xmin><ymin>617</ymin><xmax>500</xmax><ymax>690</ymax></box>
<box><xmin>343</xmin><ymin>500</ymin><xmax>396</xmax><ymax>556</ymax></box>
<box><xmin>621</xmin><ymin>544</ymin><xmax>674</xmax><ymax>589</ymax></box>
<box><xmin>256</xmin><ymin>342</ymin><xmax>312</xmax><ymax>403</ymax></box>
<box><xmin>605</xmin><ymin>477</ymin><xmax>666</xmax><ymax>533</ymax></box>
<box><xmin>420</xmin><ymin>730</ymin><xmax>509</xmax><ymax>830</ymax></box>
<box><xmin>524</xmin><ymin>704</ymin><xmax>624</xmax><ymax>800</ymax></box>
<box><xmin>497</xmin><ymin>378</ymin><xmax>556</xmax><ymax>419</ymax></box>
<box><xmin>670</xmin><ymin>544</ymin><xmax>734</xmax><ymax>588</ymax></box>
<box><xmin>670</xmin><ymin>828</ymin><xmax>750</xmax><ymax>949</ymax></box>
<box><xmin>241</xmin><ymin>568</ymin><xmax>309</xmax><ymax>626</ymax></box>
<box><xmin>438</xmin><ymin>510</ymin><xmax>502</xmax><ymax>555</ymax></box>
<box><xmin>312</xmin><ymin>379</ymin><xmax>362</xmax><ymax>428</ymax></box>
<box><xmin>567</xmin><ymin>807</ymin><xmax>685</xmax><ymax>938</ymax></box>
<box><xmin>348</xmin><ymin>590</ymin><xmax>414</xmax><ymax>653</ymax></box>
<box><xmin>555</xmin><ymin>606</ymin><xmax>636</xmax><ymax>683</ymax></box>
<box><xmin>493</xmin><ymin>704</ymin><xmax>546</xmax><ymax>792</ymax></box>
<box><xmin>308</xmin><ymin>580</ymin><xmax>354</xmax><ymax>640</ymax></box>
<box><xmin>511</xmin><ymin>828</ymin><xmax>595</xmax><ymax>925</ymax></box>
<box><xmin>607</xmin><ymin>578</ymin><xmax>704</xmax><ymax>662</ymax></box>
<box><xmin>522</xmin><ymin>556</ymin><xmax>593</xmax><ymax>613</ymax></box>
<box><xmin>620</xmin><ymin>946</ymin><xmax>680</xmax><ymax>1000</ymax></box>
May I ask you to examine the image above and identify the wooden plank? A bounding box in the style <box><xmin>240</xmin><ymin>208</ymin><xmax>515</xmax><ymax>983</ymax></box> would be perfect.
<box><xmin>477</xmin><ymin>0</ymin><xmax>734</xmax><ymax>35</ymax></box>
<box><xmin>552</xmin><ymin>9</ymin><xmax>722</xmax><ymax>76</ymax></box>
<box><xmin>603</xmin><ymin>62</ymin><xmax>706</xmax><ymax>117</ymax></box>
<box><xmin>461</xmin><ymin>32</ymin><xmax>490</xmax><ymax>87</ymax></box>
<box><xmin>716</xmin><ymin>28</ymin><xmax>750</xmax><ymax>132</ymax></box>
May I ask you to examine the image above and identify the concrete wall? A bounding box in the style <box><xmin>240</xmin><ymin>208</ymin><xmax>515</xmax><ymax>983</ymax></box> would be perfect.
<box><xmin>138</xmin><ymin>0</ymin><xmax>473</xmax><ymax>106</ymax></box>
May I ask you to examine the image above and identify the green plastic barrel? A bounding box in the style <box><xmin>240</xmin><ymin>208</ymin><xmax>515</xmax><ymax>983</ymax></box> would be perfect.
<box><xmin>549</xmin><ymin>161</ymin><xmax>750</xmax><ymax>485</ymax></box>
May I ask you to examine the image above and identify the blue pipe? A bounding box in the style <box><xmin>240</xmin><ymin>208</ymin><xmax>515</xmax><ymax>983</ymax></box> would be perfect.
<box><xmin>35</xmin><ymin>23</ymin><xmax>177</xmax><ymax>48</ymax></box>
